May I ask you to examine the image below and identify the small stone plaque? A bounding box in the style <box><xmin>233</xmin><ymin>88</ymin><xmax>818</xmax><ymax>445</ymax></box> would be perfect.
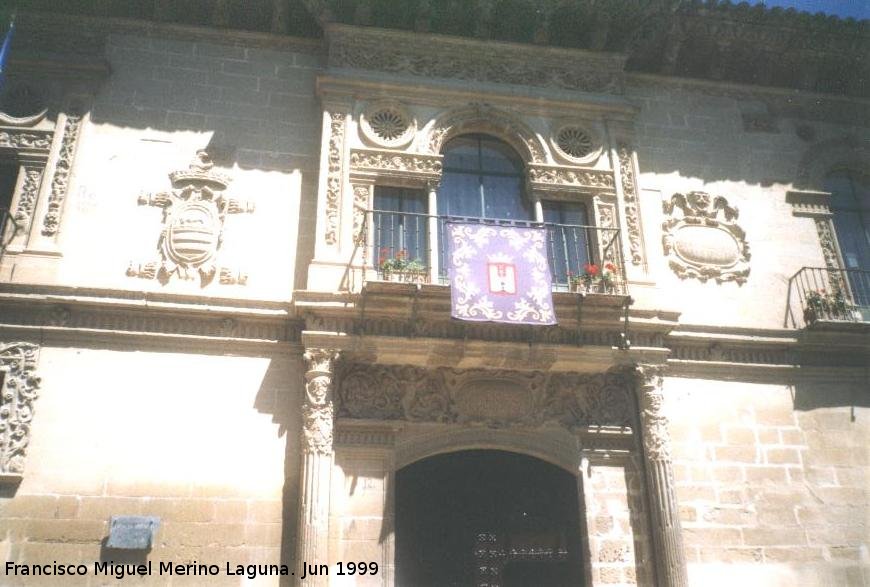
<box><xmin>106</xmin><ymin>516</ymin><xmax>160</xmax><ymax>550</ymax></box>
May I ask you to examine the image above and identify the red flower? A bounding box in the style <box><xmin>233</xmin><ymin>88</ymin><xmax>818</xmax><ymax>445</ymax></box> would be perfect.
<box><xmin>584</xmin><ymin>263</ymin><xmax>599</xmax><ymax>276</ymax></box>
<box><xmin>605</xmin><ymin>262</ymin><xmax>616</xmax><ymax>272</ymax></box>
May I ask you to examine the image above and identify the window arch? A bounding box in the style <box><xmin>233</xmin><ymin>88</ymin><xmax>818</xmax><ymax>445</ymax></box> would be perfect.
<box><xmin>437</xmin><ymin>134</ymin><xmax>530</xmax><ymax>221</ymax></box>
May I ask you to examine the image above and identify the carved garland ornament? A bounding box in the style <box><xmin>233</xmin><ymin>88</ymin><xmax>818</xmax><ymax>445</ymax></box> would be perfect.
<box><xmin>127</xmin><ymin>150</ymin><xmax>254</xmax><ymax>286</ymax></box>
<box><xmin>337</xmin><ymin>364</ymin><xmax>634</xmax><ymax>429</ymax></box>
<box><xmin>0</xmin><ymin>343</ymin><xmax>41</xmax><ymax>476</ymax></box>
<box><xmin>633</xmin><ymin>364</ymin><xmax>670</xmax><ymax>461</ymax></box>
<box><xmin>349</xmin><ymin>149</ymin><xmax>443</xmax><ymax>176</ymax></box>
<box><xmin>662</xmin><ymin>191</ymin><xmax>750</xmax><ymax>284</ymax></box>
<box><xmin>617</xmin><ymin>144</ymin><xmax>643</xmax><ymax>266</ymax></box>
<box><xmin>359</xmin><ymin>101</ymin><xmax>416</xmax><ymax>149</ymax></box>
<box><xmin>302</xmin><ymin>349</ymin><xmax>340</xmax><ymax>455</ymax></box>
<box><xmin>42</xmin><ymin>114</ymin><xmax>83</xmax><ymax>236</ymax></box>
<box><xmin>324</xmin><ymin>111</ymin><xmax>346</xmax><ymax>246</ymax></box>
<box><xmin>528</xmin><ymin>164</ymin><xmax>615</xmax><ymax>191</ymax></box>
<box><xmin>0</xmin><ymin>129</ymin><xmax>52</xmax><ymax>152</ymax></box>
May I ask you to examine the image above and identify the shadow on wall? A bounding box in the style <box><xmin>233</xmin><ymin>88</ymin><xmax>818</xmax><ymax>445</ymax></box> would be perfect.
<box><xmin>792</xmin><ymin>380</ymin><xmax>870</xmax><ymax>415</ymax></box>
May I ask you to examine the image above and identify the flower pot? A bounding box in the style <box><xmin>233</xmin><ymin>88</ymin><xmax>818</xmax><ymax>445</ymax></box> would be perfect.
<box><xmin>803</xmin><ymin>306</ymin><xmax>817</xmax><ymax>325</ymax></box>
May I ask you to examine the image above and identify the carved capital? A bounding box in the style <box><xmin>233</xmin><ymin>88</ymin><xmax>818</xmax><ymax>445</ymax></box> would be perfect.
<box><xmin>302</xmin><ymin>349</ymin><xmax>340</xmax><ymax>455</ymax></box>
<box><xmin>633</xmin><ymin>364</ymin><xmax>670</xmax><ymax>462</ymax></box>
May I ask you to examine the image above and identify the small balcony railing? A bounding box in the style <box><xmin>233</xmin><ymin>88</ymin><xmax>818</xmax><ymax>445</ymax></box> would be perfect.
<box><xmin>355</xmin><ymin>209</ymin><xmax>628</xmax><ymax>295</ymax></box>
<box><xmin>786</xmin><ymin>266</ymin><xmax>870</xmax><ymax>328</ymax></box>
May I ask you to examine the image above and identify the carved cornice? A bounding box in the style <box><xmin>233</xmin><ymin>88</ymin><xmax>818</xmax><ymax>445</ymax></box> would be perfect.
<box><xmin>337</xmin><ymin>363</ymin><xmax>635</xmax><ymax>429</ymax></box>
<box><xmin>786</xmin><ymin>189</ymin><xmax>833</xmax><ymax>218</ymax></box>
<box><xmin>349</xmin><ymin>148</ymin><xmax>443</xmax><ymax>181</ymax></box>
<box><xmin>327</xmin><ymin>24</ymin><xmax>625</xmax><ymax>95</ymax></box>
<box><xmin>0</xmin><ymin>128</ymin><xmax>53</xmax><ymax>156</ymax></box>
<box><xmin>0</xmin><ymin>342</ymin><xmax>41</xmax><ymax>479</ymax></box>
<box><xmin>527</xmin><ymin>164</ymin><xmax>615</xmax><ymax>194</ymax></box>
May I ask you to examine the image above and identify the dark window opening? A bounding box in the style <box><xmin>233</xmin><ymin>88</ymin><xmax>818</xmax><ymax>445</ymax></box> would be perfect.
<box><xmin>0</xmin><ymin>161</ymin><xmax>19</xmax><ymax>243</ymax></box>
<box><xmin>542</xmin><ymin>201</ymin><xmax>592</xmax><ymax>286</ymax></box>
<box><xmin>825</xmin><ymin>170</ymin><xmax>870</xmax><ymax>308</ymax></box>
<box><xmin>372</xmin><ymin>186</ymin><xmax>428</xmax><ymax>272</ymax></box>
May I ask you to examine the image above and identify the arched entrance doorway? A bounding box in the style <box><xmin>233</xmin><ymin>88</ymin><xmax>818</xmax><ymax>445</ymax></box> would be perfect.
<box><xmin>395</xmin><ymin>450</ymin><xmax>585</xmax><ymax>586</ymax></box>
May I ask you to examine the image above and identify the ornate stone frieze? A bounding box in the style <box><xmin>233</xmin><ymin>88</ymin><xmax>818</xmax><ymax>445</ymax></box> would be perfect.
<box><xmin>41</xmin><ymin>115</ymin><xmax>83</xmax><ymax>236</ymax></box>
<box><xmin>127</xmin><ymin>150</ymin><xmax>254</xmax><ymax>286</ymax></box>
<box><xmin>324</xmin><ymin>111</ymin><xmax>346</xmax><ymax>246</ymax></box>
<box><xmin>662</xmin><ymin>191</ymin><xmax>750</xmax><ymax>285</ymax></box>
<box><xmin>424</xmin><ymin>104</ymin><xmax>547</xmax><ymax>164</ymax></box>
<box><xmin>359</xmin><ymin>101</ymin><xmax>416</xmax><ymax>149</ymax></box>
<box><xmin>13</xmin><ymin>167</ymin><xmax>43</xmax><ymax>228</ymax></box>
<box><xmin>337</xmin><ymin>363</ymin><xmax>634</xmax><ymax>429</ymax></box>
<box><xmin>617</xmin><ymin>144</ymin><xmax>643</xmax><ymax>266</ymax></box>
<box><xmin>327</xmin><ymin>25</ymin><xmax>625</xmax><ymax>95</ymax></box>
<box><xmin>814</xmin><ymin>218</ymin><xmax>849</xmax><ymax>294</ymax></box>
<box><xmin>0</xmin><ymin>342</ymin><xmax>41</xmax><ymax>476</ymax></box>
<box><xmin>349</xmin><ymin>149</ymin><xmax>442</xmax><ymax>179</ymax></box>
<box><xmin>302</xmin><ymin>349</ymin><xmax>340</xmax><ymax>455</ymax></box>
<box><xmin>0</xmin><ymin>129</ymin><xmax>53</xmax><ymax>153</ymax></box>
<box><xmin>528</xmin><ymin>164</ymin><xmax>615</xmax><ymax>193</ymax></box>
<box><xmin>0</xmin><ymin>299</ymin><xmax>300</xmax><ymax>343</ymax></box>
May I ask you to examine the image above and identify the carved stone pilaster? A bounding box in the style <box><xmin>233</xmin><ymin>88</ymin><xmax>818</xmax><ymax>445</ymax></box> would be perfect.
<box><xmin>0</xmin><ymin>343</ymin><xmax>41</xmax><ymax>479</ymax></box>
<box><xmin>42</xmin><ymin>114</ymin><xmax>83</xmax><ymax>237</ymax></box>
<box><xmin>617</xmin><ymin>143</ymin><xmax>644</xmax><ymax>266</ymax></box>
<box><xmin>324</xmin><ymin>112</ymin><xmax>347</xmax><ymax>246</ymax></box>
<box><xmin>634</xmin><ymin>364</ymin><xmax>688</xmax><ymax>587</ymax></box>
<box><xmin>296</xmin><ymin>349</ymin><xmax>340</xmax><ymax>586</ymax></box>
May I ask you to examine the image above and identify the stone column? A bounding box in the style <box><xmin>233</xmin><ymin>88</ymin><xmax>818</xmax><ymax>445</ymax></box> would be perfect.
<box><xmin>296</xmin><ymin>349</ymin><xmax>340</xmax><ymax>586</ymax></box>
<box><xmin>427</xmin><ymin>180</ymin><xmax>440</xmax><ymax>284</ymax></box>
<box><xmin>633</xmin><ymin>364</ymin><xmax>688</xmax><ymax>587</ymax></box>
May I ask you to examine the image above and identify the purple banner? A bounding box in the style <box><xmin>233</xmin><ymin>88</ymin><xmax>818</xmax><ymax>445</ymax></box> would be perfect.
<box><xmin>447</xmin><ymin>222</ymin><xmax>556</xmax><ymax>325</ymax></box>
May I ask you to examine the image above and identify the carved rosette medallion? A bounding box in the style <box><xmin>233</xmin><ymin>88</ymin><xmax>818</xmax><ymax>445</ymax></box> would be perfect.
<box><xmin>617</xmin><ymin>144</ymin><xmax>643</xmax><ymax>266</ymax></box>
<box><xmin>359</xmin><ymin>101</ymin><xmax>416</xmax><ymax>149</ymax></box>
<box><xmin>662</xmin><ymin>191</ymin><xmax>750</xmax><ymax>284</ymax></box>
<box><xmin>303</xmin><ymin>349</ymin><xmax>340</xmax><ymax>455</ymax></box>
<box><xmin>128</xmin><ymin>150</ymin><xmax>253</xmax><ymax>286</ymax></box>
<box><xmin>42</xmin><ymin>115</ymin><xmax>83</xmax><ymax>236</ymax></box>
<box><xmin>550</xmin><ymin>122</ymin><xmax>601</xmax><ymax>165</ymax></box>
<box><xmin>324</xmin><ymin>111</ymin><xmax>346</xmax><ymax>246</ymax></box>
<box><xmin>0</xmin><ymin>343</ymin><xmax>41</xmax><ymax>476</ymax></box>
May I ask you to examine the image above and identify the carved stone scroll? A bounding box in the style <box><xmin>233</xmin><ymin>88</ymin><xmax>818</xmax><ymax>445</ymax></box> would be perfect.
<box><xmin>42</xmin><ymin>115</ymin><xmax>83</xmax><ymax>236</ymax></box>
<box><xmin>662</xmin><ymin>191</ymin><xmax>750</xmax><ymax>284</ymax></box>
<box><xmin>0</xmin><ymin>343</ymin><xmax>41</xmax><ymax>477</ymax></box>
<box><xmin>633</xmin><ymin>364</ymin><xmax>688</xmax><ymax>587</ymax></box>
<box><xmin>296</xmin><ymin>348</ymin><xmax>340</xmax><ymax>587</ymax></box>
<box><xmin>324</xmin><ymin>111</ymin><xmax>347</xmax><ymax>246</ymax></box>
<box><xmin>349</xmin><ymin>149</ymin><xmax>442</xmax><ymax>181</ymax></box>
<box><xmin>617</xmin><ymin>144</ymin><xmax>644</xmax><ymax>266</ymax></box>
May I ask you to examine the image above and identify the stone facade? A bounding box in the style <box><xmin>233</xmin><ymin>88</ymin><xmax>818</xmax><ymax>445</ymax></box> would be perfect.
<box><xmin>0</xmin><ymin>3</ymin><xmax>867</xmax><ymax>586</ymax></box>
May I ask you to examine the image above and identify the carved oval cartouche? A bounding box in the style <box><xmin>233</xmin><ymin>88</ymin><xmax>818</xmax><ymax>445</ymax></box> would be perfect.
<box><xmin>673</xmin><ymin>225</ymin><xmax>740</xmax><ymax>266</ymax></box>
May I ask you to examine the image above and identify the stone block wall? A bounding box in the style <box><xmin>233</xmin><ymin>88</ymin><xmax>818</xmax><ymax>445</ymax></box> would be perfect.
<box><xmin>665</xmin><ymin>377</ymin><xmax>868</xmax><ymax>585</ymax></box>
<box><xmin>4</xmin><ymin>30</ymin><xmax>323</xmax><ymax>300</ymax></box>
<box><xmin>0</xmin><ymin>344</ymin><xmax>303</xmax><ymax>584</ymax></box>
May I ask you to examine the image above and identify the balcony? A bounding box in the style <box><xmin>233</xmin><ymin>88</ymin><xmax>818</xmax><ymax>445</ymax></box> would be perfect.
<box><xmin>354</xmin><ymin>209</ymin><xmax>627</xmax><ymax>296</ymax></box>
<box><xmin>786</xmin><ymin>266</ymin><xmax>870</xmax><ymax>329</ymax></box>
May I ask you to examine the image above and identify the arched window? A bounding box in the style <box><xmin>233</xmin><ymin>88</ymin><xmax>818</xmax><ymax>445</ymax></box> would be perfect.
<box><xmin>825</xmin><ymin>170</ymin><xmax>870</xmax><ymax>307</ymax></box>
<box><xmin>370</xmin><ymin>133</ymin><xmax>593</xmax><ymax>287</ymax></box>
<box><xmin>438</xmin><ymin>134</ymin><xmax>530</xmax><ymax>221</ymax></box>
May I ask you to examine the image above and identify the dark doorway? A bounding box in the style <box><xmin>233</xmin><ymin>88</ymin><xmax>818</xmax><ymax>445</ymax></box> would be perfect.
<box><xmin>395</xmin><ymin>450</ymin><xmax>585</xmax><ymax>587</ymax></box>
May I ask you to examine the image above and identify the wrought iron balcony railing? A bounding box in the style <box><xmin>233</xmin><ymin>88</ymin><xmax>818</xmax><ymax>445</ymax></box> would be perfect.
<box><xmin>354</xmin><ymin>209</ymin><xmax>628</xmax><ymax>295</ymax></box>
<box><xmin>786</xmin><ymin>266</ymin><xmax>870</xmax><ymax>328</ymax></box>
